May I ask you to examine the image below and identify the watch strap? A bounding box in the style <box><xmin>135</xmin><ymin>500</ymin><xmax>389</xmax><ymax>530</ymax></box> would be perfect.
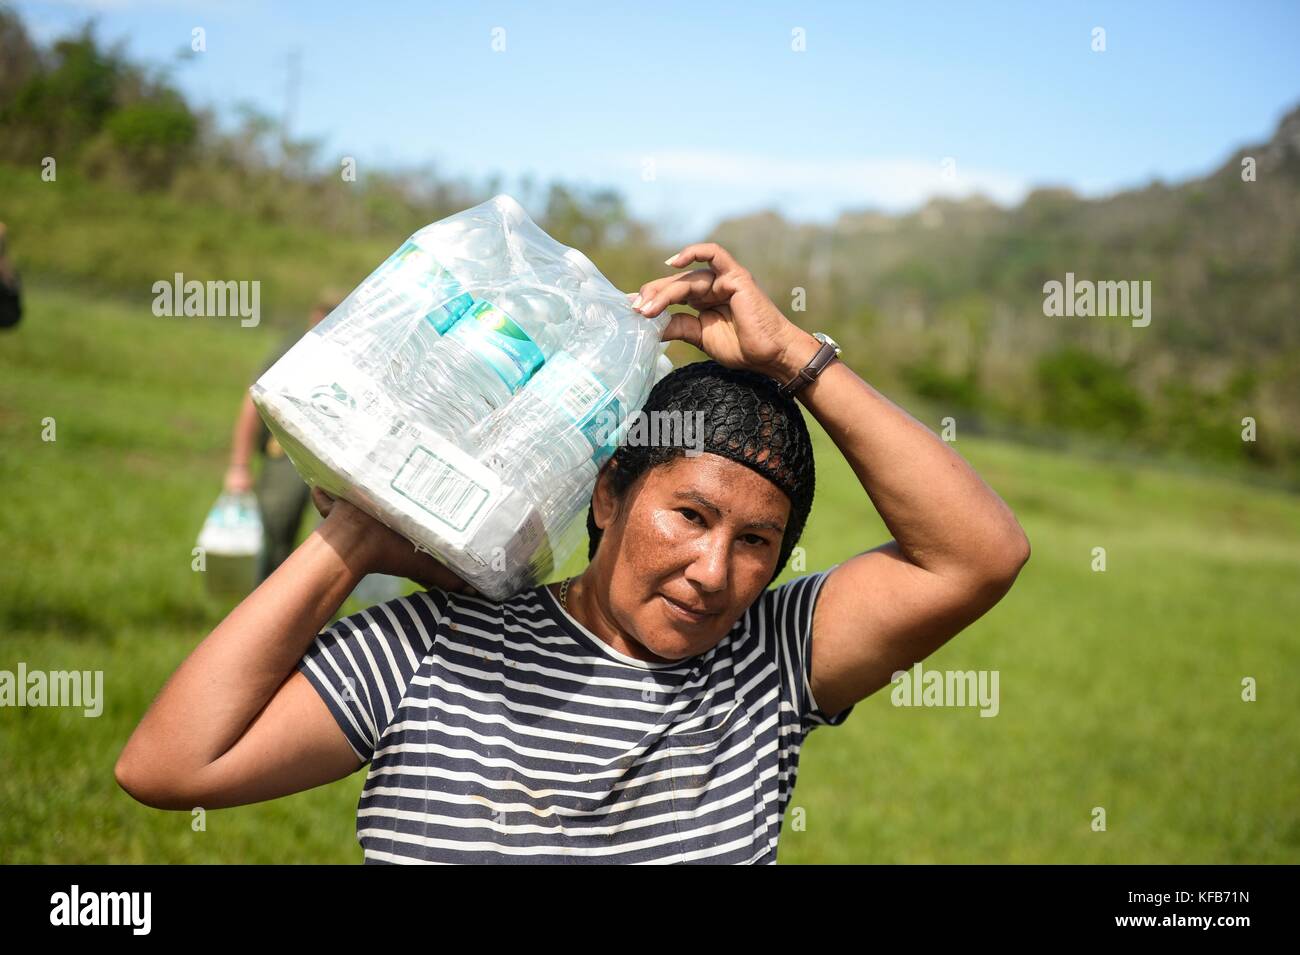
<box><xmin>777</xmin><ymin>339</ymin><xmax>839</xmax><ymax>398</ymax></box>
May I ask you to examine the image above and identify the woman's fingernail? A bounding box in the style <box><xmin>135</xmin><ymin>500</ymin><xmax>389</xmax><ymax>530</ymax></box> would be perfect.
<box><xmin>630</xmin><ymin>294</ymin><xmax>643</xmax><ymax>308</ymax></box>
<box><xmin>664</xmin><ymin>254</ymin><xmax>679</xmax><ymax>266</ymax></box>
<box><xmin>639</xmin><ymin>299</ymin><xmax>656</xmax><ymax>314</ymax></box>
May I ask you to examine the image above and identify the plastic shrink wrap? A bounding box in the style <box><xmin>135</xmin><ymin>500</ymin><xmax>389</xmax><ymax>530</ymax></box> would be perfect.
<box><xmin>251</xmin><ymin>195</ymin><xmax>673</xmax><ymax>600</ymax></box>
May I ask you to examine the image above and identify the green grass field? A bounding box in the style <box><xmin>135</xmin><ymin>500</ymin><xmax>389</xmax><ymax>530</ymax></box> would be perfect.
<box><xmin>1</xmin><ymin>285</ymin><xmax>1296</xmax><ymax>863</ymax></box>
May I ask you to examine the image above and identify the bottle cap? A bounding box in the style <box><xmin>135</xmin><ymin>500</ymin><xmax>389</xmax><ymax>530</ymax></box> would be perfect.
<box><xmin>654</xmin><ymin>352</ymin><xmax>674</xmax><ymax>384</ymax></box>
<box><xmin>563</xmin><ymin>247</ymin><xmax>602</xmax><ymax>282</ymax></box>
<box><xmin>492</xmin><ymin>194</ymin><xmax>530</xmax><ymax>228</ymax></box>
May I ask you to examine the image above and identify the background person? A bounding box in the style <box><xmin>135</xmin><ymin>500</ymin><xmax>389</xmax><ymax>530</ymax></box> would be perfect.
<box><xmin>0</xmin><ymin>222</ymin><xmax>22</xmax><ymax>331</ymax></box>
<box><xmin>224</xmin><ymin>294</ymin><xmax>341</xmax><ymax>582</ymax></box>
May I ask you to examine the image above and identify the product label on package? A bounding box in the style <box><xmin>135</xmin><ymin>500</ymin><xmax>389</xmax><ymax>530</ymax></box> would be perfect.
<box><xmin>525</xmin><ymin>351</ymin><xmax>623</xmax><ymax>459</ymax></box>
<box><xmin>353</xmin><ymin>240</ymin><xmax>473</xmax><ymax>334</ymax></box>
<box><xmin>257</xmin><ymin>335</ymin><xmax>400</xmax><ymax>458</ymax></box>
<box><xmin>390</xmin><ymin>444</ymin><xmax>491</xmax><ymax>533</ymax></box>
<box><xmin>443</xmin><ymin>300</ymin><xmax>545</xmax><ymax>392</ymax></box>
<box><xmin>254</xmin><ymin>334</ymin><xmax>511</xmax><ymax>566</ymax></box>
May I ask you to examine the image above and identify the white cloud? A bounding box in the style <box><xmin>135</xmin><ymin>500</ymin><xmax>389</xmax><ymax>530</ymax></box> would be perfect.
<box><xmin>611</xmin><ymin>149</ymin><xmax>1029</xmax><ymax>212</ymax></box>
<box><xmin>593</xmin><ymin>148</ymin><xmax>1031</xmax><ymax>245</ymax></box>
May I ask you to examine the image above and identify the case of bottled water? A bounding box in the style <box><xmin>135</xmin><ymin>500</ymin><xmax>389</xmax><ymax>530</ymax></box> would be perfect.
<box><xmin>196</xmin><ymin>490</ymin><xmax>262</xmax><ymax>599</ymax></box>
<box><xmin>251</xmin><ymin>195</ymin><xmax>673</xmax><ymax>599</ymax></box>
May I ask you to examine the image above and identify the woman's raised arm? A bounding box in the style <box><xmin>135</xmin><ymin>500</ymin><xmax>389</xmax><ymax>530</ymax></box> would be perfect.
<box><xmin>115</xmin><ymin>491</ymin><xmax>473</xmax><ymax>810</ymax></box>
<box><xmin>114</xmin><ymin>502</ymin><xmax>375</xmax><ymax>809</ymax></box>
<box><xmin>634</xmin><ymin>242</ymin><xmax>1031</xmax><ymax>717</ymax></box>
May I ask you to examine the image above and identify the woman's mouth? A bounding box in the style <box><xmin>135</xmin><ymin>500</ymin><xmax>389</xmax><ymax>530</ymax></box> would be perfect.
<box><xmin>658</xmin><ymin>593</ymin><xmax>718</xmax><ymax>624</ymax></box>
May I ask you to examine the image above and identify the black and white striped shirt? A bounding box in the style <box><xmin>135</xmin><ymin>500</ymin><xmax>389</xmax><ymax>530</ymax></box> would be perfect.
<box><xmin>296</xmin><ymin>565</ymin><xmax>854</xmax><ymax>864</ymax></box>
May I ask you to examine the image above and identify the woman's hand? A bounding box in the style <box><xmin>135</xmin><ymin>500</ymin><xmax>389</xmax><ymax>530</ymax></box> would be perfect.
<box><xmin>631</xmin><ymin>242</ymin><xmax>818</xmax><ymax>380</ymax></box>
<box><xmin>310</xmin><ymin>488</ymin><xmax>479</xmax><ymax>596</ymax></box>
<box><xmin>223</xmin><ymin>462</ymin><xmax>254</xmax><ymax>494</ymax></box>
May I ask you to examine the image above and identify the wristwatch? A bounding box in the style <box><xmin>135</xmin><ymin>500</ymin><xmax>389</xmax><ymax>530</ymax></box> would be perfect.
<box><xmin>777</xmin><ymin>332</ymin><xmax>842</xmax><ymax>398</ymax></box>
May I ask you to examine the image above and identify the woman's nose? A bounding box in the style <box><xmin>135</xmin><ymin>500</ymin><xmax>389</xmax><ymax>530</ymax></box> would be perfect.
<box><xmin>684</xmin><ymin>533</ymin><xmax>730</xmax><ymax>593</ymax></box>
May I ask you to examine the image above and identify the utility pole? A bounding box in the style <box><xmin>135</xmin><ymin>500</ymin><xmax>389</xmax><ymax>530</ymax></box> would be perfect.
<box><xmin>280</xmin><ymin>48</ymin><xmax>301</xmax><ymax>170</ymax></box>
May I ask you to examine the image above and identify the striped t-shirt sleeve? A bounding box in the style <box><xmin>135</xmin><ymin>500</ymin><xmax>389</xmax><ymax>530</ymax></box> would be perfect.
<box><xmin>296</xmin><ymin>588</ymin><xmax>449</xmax><ymax>763</ymax></box>
<box><xmin>767</xmin><ymin>564</ymin><xmax>856</xmax><ymax>732</ymax></box>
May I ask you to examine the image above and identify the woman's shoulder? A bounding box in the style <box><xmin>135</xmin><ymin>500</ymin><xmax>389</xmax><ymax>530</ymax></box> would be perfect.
<box><xmin>406</xmin><ymin>582</ymin><xmax>551</xmax><ymax>626</ymax></box>
<box><xmin>745</xmin><ymin>566</ymin><xmax>839</xmax><ymax>626</ymax></box>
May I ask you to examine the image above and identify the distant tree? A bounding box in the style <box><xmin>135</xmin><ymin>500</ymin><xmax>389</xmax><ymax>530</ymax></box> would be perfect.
<box><xmin>0</xmin><ymin>15</ymin><xmax>199</xmax><ymax>187</ymax></box>
<box><xmin>0</xmin><ymin>6</ymin><xmax>40</xmax><ymax>107</ymax></box>
<box><xmin>0</xmin><ymin>22</ymin><xmax>123</xmax><ymax>162</ymax></box>
<box><xmin>1036</xmin><ymin>345</ymin><xmax>1146</xmax><ymax>439</ymax></box>
<box><xmin>544</xmin><ymin>183</ymin><xmax>633</xmax><ymax>249</ymax></box>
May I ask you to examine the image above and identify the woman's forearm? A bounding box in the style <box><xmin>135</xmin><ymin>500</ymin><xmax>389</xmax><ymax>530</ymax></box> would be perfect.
<box><xmin>768</xmin><ymin>331</ymin><xmax>1029</xmax><ymax>582</ymax></box>
<box><xmin>119</xmin><ymin>514</ymin><xmax>372</xmax><ymax>782</ymax></box>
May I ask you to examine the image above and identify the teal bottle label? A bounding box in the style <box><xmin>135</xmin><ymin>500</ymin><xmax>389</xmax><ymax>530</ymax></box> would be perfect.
<box><xmin>426</xmin><ymin>290</ymin><xmax>473</xmax><ymax>332</ymax></box>
<box><xmin>372</xmin><ymin>240</ymin><xmax>473</xmax><ymax>333</ymax></box>
<box><xmin>524</xmin><ymin>351</ymin><xmax>623</xmax><ymax>463</ymax></box>
<box><xmin>588</xmin><ymin>399</ymin><xmax>623</xmax><ymax>467</ymax></box>
<box><xmin>444</xmin><ymin>300</ymin><xmax>545</xmax><ymax>392</ymax></box>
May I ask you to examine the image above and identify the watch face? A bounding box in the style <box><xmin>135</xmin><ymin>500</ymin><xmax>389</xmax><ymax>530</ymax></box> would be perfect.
<box><xmin>814</xmin><ymin>332</ymin><xmax>842</xmax><ymax>357</ymax></box>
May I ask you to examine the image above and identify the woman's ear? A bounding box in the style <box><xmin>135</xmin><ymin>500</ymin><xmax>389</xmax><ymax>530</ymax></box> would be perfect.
<box><xmin>590</xmin><ymin>457</ymin><xmax>621</xmax><ymax>532</ymax></box>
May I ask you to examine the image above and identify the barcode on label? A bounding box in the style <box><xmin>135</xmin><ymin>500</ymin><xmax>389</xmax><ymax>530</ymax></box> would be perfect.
<box><xmin>390</xmin><ymin>445</ymin><xmax>489</xmax><ymax>532</ymax></box>
<box><xmin>556</xmin><ymin>367</ymin><xmax>606</xmax><ymax>423</ymax></box>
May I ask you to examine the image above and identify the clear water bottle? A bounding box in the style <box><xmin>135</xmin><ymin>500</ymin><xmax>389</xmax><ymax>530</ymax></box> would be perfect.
<box><xmin>508</xmin><ymin>346</ymin><xmax>674</xmax><ymax>557</ymax></box>
<box><xmin>379</xmin><ymin>242</ymin><xmax>479</xmax><ymax>384</ymax></box>
<box><xmin>412</xmin><ymin>210</ymin><xmax>519</xmax><ymax>288</ymax></box>
<box><xmin>320</xmin><ymin>223</ymin><xmax>509</xmax><ymax>384</ymax></box>
<box><xmin>411</xmin><ymin>285</ymin><xmax>571</xmax><ymax>442</ymax></box>
<box><xmin>380</xmin><ymin>220</ymin><xmax>523</xmax><ymax>418</ymax></box>
<box><xmin>476</xmin><ymin>314</ymin><xmax>668</xmax><ymax>544</ymax></box>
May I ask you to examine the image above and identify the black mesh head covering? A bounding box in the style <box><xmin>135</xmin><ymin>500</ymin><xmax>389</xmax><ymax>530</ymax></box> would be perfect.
<box><xmin>586</xmin><ymin>359</ymin><xmax>816</xmax><ymax>587</ymax></box>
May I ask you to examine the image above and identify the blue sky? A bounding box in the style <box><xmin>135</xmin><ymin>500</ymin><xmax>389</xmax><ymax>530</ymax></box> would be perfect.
<box><xmin>17</xmin><ymin>0</ymin><xmax>1300</xmax><ymax>245</ymax></box>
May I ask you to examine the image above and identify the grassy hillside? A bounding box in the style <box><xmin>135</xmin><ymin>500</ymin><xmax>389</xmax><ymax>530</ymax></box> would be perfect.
<box><xmin>712</xmin><ymin>107</ymin><xmax>1300</xmax><ymax>480</ymax></box>
<box><xmin>0</xmin><ymin>161</ymin><xmax>395</xmax><ymax>325</ymax></box>
<box><xmin>0</xmin><ymin>161</ymin><xmax>671</xmax><ymax>331</ymax></box>
<box><xmin>3</xmin><ymin>1</ymin><xmax>1296</xmax><ymax>484</ymax></box>
<box><xmin>1</xmin><ymin>285</ymin><xmax>1296</xmax><ymax>862</ymax></box>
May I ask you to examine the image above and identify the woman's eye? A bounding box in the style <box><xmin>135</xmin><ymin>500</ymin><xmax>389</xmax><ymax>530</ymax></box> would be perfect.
<box><xmin>676</xmin><ymin>509</ymin><xmax>767</xmax><ymax>546</ymax></box>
